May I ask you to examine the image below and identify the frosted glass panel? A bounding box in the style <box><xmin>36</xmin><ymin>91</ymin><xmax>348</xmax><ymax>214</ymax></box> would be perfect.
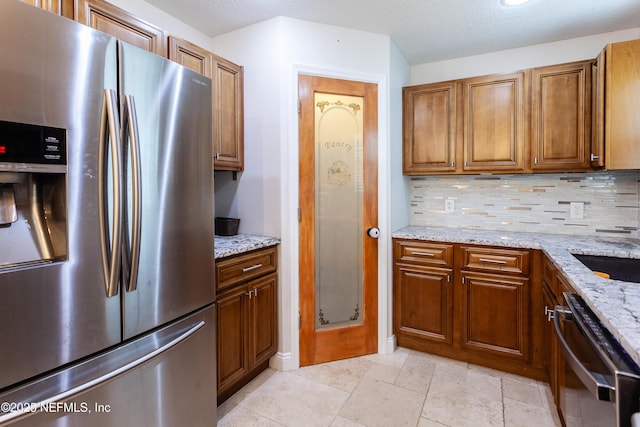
<box><xmin>314</xmin><ymin>93</ymin><xmax>364</xmax><ymax>329</ymax></box>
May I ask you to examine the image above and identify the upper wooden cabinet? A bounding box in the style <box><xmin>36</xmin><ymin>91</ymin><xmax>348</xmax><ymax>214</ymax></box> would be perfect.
<box><xmin>167</xmin><ymin>37</ymin><xmax>245</xmax><ymax>171</ymax></box>
<box><xmin>168</xmin><ymin>36</ymin><xmax>212</xmax><ymax>77</ymax></box>
<box><xmin>76</xmin><ymin>0</ymin><xmax>165</xmax><ymax>56</ymax></box>
<box><xmin>403</xmin><ymin>72</ymin><xmax>528</xmax><ymax>175</ymax></box>
<box><xmin>600</xmin><ymin>39</ymin><xmax>640</xmax><ymax>170</ymax></box>
<box><xmin>531</xmin><ymin>61</ymin><xmax>593</xmax><ymax>172</ymax></box>
<box><xmin>212</xmin><ymin>55</ymin><xmax>244</xmax><ymax>171</ymax></box>
<box><xmin>462</xmin><ymin>71</ymin><xmax>528</xmax><ymax>173</ymax></box>
<box><xmin>21</xmin><ymin>0</ymin><xmax>74</xmax><ymax>18</ymax></box>
<box><xmin>402</xmin><ymin>81</ymin><xmax>459</xmax><ymax>174</ymax></box>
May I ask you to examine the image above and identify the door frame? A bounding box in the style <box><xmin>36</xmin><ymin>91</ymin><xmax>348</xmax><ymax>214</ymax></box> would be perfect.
<box><xmin>276</xmin><ymin>65</ymin><xmax>392</xmax><ymax>371</ymax></box>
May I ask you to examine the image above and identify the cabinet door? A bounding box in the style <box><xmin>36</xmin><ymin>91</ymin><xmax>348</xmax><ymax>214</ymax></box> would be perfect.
<box><xmin>402</xmin><ymin>81</ymin><xmax>458</xmax><ymax>174</ymax></box>
<box><xmin>76</xmin><ymin>0</ymin><xmax>165</xmax><ymax>56</ymax></box>
<box><xmin>21</xmin><ymin>0</ymin><xmax>74</xmax><ymax>18</ymax></box>
<box><xmin>542</xmin><ymin>284</ymin><xmax>558</xmax><ymax>403</ymax></box>
<box><xmin>213</xmin><ymin>54</ymin><xmax>244</xmax><ymax>171</ymax></box>
<box><xmin>463</xmin><ymin>72</ymin><xmax>527</xmax><ymax>172</ymax></box>
<box><xmin>249</xmin><ymin>273</ymin><xmax>278</xmax><ymax>367</ymax></box>
<box><xmin>604</xmin><ymin>39</ymin><xmax>640</xmax><ymax>170</ymax></box>
<box><xmin>168</xmin><ymin>36</ymin><xmax>211</xmax><ymax>77</ymax></box>
<box><xmin>531</xmin><ymin>62</ymin><xmax>592</xmax><ymax>171</ymax></box>
<box><xmin>394</xmin><ymin>264</ymin><xmax>453</xmax><ymax>344</ymax></box>
<box><xmin>216</xmin><ymin>285</ymin><xmax>249</xmax><ymax>396</ymax></box>
<box><xmin>591</xmin><ymin>49</ymin><xmax>606</xmax><ymax>169</ymax></box>
<box><xmin>460</xmin><ymin>272</ymin><xmax>530</xmax><ymax>361</ymax></box>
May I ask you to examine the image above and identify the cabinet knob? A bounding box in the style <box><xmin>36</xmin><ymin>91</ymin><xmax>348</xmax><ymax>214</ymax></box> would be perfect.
<box><xmin>590</xmin><ymin>153</ymin><xmax>600</xmax><ymax>162</ymax></box>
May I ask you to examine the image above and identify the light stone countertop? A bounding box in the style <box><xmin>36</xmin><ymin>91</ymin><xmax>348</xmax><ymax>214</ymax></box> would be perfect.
<box><xmin>392</xmin><ymin>226</ymin><xmax>640</xmax><ymax>366</ymax></box>
<box><xmin>214</xmin><ymin>234</ymin><xmax>280</xmax><ymax>259</ymax></box>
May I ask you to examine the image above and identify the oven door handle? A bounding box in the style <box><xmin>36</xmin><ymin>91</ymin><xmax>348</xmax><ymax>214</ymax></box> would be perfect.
<box><xmin>554</xmin><ymin>305</ymin><xmax>615</xmax><ymax>402</ymax></box>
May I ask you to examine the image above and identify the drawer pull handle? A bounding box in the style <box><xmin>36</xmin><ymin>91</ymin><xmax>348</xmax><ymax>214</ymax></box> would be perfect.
<box><xmin>412</xmin><ymin>251</ymin><xmax>435</xmax><ymax>257</ymax></box>
<box><xmin>478</xmin><ymin>258</ymin><xmax>507</xmax><ymax>265</ymax></box>
<box><xmin>242</xmin><ymin>263</ymin><xmax>263</xmax><ymax>272</ymax></box>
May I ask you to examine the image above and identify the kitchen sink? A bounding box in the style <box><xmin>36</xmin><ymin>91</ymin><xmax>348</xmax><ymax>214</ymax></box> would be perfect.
<box><xmin>572</xmin><ymin>254</ymin><xmax>640</xmax><ymax>283</ymax></box>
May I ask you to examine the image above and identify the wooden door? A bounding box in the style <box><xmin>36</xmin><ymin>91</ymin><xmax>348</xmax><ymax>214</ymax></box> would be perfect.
<box><xmin>463</xmin><ymin>72</ymin><xmax>527</xmax><ymax>172</ymax></box>
<box><xmin>531</xmin><ymin>61</ymin><xmax>592</xmax><ymax>171</ymax></box>
<box><xmin>298</xmin><ymin>75</ymin><xmax>378</xmax><ymax>366</ymax></box>
<box><xmin>460</xmin><ymin>273</ymin><xmax>530</xmax><ymax>361</ymax></box>
<box><xmin>76</xmin><ymin>0</ymin><xmax>165</xmax><ymax>55</ymax></box>
<box><xmin>394</xmin><ymin>265</ymin><xmax>453</xmax><ymax>344</ymax></box>
<box><xmin>403</xmin><ymin>81</ymin><xmax>459</xmax><ymax>174</ymax></box>
<box><xmin>213</xmin><ymin>55</ymin><xmax>244</xmax><ymax>171</ymax></box>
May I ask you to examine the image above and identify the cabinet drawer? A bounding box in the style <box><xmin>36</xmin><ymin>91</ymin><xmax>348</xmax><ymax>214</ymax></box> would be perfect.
<box><xmin>394</xmin><ymin>240</ymin><xmax>454</xmax><ymax>267</ymax></box>
<box><xmin>460</xmin><ymin>246</ymin><xmax>530</xmax><ymax>275</ymax></box>
<box><xmin>216</xmin><ymin>247</ymin><xmax>277</xmax><ymax>293</ymax></box>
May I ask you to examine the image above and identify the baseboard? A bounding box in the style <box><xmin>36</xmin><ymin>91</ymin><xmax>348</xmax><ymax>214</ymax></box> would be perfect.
<box><xmin>270</xmin><ymin>351</ymin><xmax>294</xmax><ymax>371</ymax></box>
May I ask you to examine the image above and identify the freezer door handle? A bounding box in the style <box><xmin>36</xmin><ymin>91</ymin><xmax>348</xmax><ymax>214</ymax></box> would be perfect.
<box><xmin>0</xmin><ymin>320</ymin><xmax>205</xmax><ymax>425</ymax></box>
<box><xmin>99</xmin><ymin>89</ymin><xmax>124</xmax><ymax>298</ymax></box>
<box><xmin>121</xmin><ymin>94</ymin><xmax>142</xmax><ymax>293</ymax></box>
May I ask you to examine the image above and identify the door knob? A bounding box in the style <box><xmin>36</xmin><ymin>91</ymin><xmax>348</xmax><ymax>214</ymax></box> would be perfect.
<box><xmin>367</xmin><ymin>227</ymin><xmax>380</xmax><ymax>239</ymax></box>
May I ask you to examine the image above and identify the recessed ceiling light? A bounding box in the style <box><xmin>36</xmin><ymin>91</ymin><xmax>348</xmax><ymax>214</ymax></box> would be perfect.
<box><xmin>501</xmin><ymin>0</ymin><xmax>532</xmax><ymax>5</ymax></box>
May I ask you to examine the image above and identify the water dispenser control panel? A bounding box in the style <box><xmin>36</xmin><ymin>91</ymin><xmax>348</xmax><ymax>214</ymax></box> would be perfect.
<box><xmin>0</xmin><ymin>120</ymin><xmax>67</xmax><ymax>169</ymax></box>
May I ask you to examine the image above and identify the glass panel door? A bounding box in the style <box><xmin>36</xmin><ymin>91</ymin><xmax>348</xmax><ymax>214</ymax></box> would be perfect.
<box><xmin>314</xmin><ymin>93</ymin><xmax>364</xmax><ymax>329</ymax></box>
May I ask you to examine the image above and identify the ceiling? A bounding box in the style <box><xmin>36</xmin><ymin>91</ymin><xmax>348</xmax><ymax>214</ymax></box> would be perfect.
<box><xmin>144</xmin><ymin>0</ymin><xmax>640</xmax><ymax>65</ymax></box>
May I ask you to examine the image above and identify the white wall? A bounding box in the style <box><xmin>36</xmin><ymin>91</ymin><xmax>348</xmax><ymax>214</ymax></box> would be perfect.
<box><xmin>411</xmin><ymin>27</ymin><xmax>640</xmax><ymax>84</ymax></box>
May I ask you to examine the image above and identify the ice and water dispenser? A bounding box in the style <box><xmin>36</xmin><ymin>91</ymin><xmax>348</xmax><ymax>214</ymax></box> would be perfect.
<box><xmin>0</xmin><ymin>120</ymin><xmax>67</xmax><ymax>268</ymax></box>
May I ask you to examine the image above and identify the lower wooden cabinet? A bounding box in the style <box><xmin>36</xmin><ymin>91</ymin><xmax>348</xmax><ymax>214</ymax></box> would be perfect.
<box><xmin>460</xmin><ymin>272</ymin><xmax>529</xmax><ymax>360</ymax></box>
<box><xmin>394</xmin><ymin>264</ymin><xmax>453</xmax><ymax>345</ymax></box>
<box><xmin>393</xmin><ymin>239</ymin><xmax>544</xmax><ymax>379</ymax></box>
<box><xmin>216</xmin><ymin>247</ymin><xmax>278</xmax><ymax>404</ymax></box>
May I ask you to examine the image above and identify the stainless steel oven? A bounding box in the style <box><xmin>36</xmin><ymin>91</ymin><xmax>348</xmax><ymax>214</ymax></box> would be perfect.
<box><xmin>554</xmin><ymin>293</ymin><xmax>640</xmax><ymax>427</ymax></box>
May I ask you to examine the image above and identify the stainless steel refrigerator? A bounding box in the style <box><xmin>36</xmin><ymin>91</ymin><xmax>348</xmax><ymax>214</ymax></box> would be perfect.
<box><xmin>0</xmin><ymin>2</ymin><xmax>216</xmax><ymax>426</ymax></box>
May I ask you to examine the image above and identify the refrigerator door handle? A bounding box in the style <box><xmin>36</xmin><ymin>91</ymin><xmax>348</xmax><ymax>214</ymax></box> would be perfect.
<box><xmin>0</xmin><ymin>320</ymin><xmax>206</xmax><ymax>425</ymax></box>
<box><xmin>122</xmin><ymin>94</ymin><xmax>142</xmax><ymax>293</ymax></box>
<box><xmin>99</xmin><ymin>89</ymin><xmax>124</xmax><ymax>298</ymax></box>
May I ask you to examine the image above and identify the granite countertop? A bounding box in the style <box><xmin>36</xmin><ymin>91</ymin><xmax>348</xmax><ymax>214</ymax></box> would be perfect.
<box><xmin>214</xmin><ymin>234</ymin><xmax>280</xmax><ymax>259</ymax></box>
<box><xmin>392</xmin><ymin>225</ymin><xmax>640</xmax><ymax>366</ymax></box>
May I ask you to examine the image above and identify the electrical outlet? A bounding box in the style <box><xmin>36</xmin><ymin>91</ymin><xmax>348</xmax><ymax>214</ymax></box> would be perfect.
<box><xmin>445</xmin><ymin>199</ymin><xmax>455</xmax><ymax>213</ymax></box>
<box><xmin>570</xmin><ymin>202</ymin><xmax>584</xmax><ymax>219</ymax></box>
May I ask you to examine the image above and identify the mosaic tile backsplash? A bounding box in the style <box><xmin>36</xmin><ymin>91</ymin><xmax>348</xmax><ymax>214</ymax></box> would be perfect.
<box><xmin>410</xmin><ymin>171</ymin><xmax>640</xmax><ymax>238</ymax></box>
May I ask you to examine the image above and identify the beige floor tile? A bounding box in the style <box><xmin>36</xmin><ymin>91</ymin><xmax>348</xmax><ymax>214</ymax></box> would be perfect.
<box><xmin>502</xmin><ymin>377</ymin><xmax>544</xmax><ymax>406</ymax></box>
<box><xmin>236</xmin><ymin>371</ymin><xmax>350</xmax><ymax>427</ymax></box>
<box><xmin>394</xmin><ymin>351</ymin><xmax>437</xmax><ymax>394</ymax></box>
<box><xmin>217</xmin><ymin>369</ymin><xmax>278</xmax><ymax>419</ymax></box>
<box><xmin>422</xmin><ymin>362</ymin><xmax>504</xmax><ymax>426</ymax></box>
<box><xmin>503</xmin><ymin>397</ymin><xmax>562</xmax><ymax>427</ymax></box>
<box><xmin>363</xmin><ymin>346</ymin><xmax>410</xmax><ymax>369</ymax></box>
<box><xmin>329</xmin><ymin>415</ymin><xmax>367</xmax><ymax>427</ymax></box>
<box><xmin>363</xmin><ymin>360</ymin><xmax>401</xmax><ymax>384</ymax></box>
<box><xmin>417</xmin><ymin>417</ymin><xmax>449</xmax><ymax>427</ymax></box>
<box><xmin>293</xmin><ymin>357</ymin><xmax>372</xmax><ymax>393</ymax></box>
<box><xmin>217</xmin><ymin>349</ymin><xmax>563</xmax><ymax>427</ymax></box>
<box><xmin>339</xmin><ymin>376</ymin><xmax>425</xmax><ymax>427</ymax></box>
<box><xmin>217</xmin><ymin>405</ymin><xmax>283</xmax><ymax>427</ymax></box>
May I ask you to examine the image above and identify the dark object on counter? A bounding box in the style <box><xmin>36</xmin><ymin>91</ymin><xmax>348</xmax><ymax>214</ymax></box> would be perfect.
<box><xmin>573</xmin><ymin>254</ymin><xmax>640</xmax><ymax>283</ymax></box>
<box><xmin>216</xmin><ymin>217</ymin><xmax>240</xmax><ymax>236</ymax></box>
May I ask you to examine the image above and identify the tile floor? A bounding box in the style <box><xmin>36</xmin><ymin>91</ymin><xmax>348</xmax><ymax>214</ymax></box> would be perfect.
<box><xmin>217</xmin><ymin>347</ymin><xmax>563</xmax><ymax>427</ymax></box>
